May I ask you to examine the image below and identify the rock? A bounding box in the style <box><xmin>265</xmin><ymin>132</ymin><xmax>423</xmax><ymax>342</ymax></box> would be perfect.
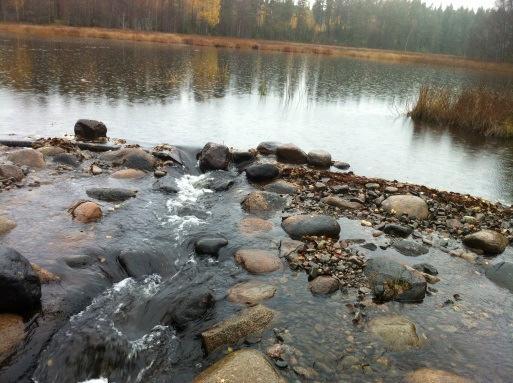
<box><xmin>381</xmin><ymin>195</ymin><xmax>429</xmax><ymax>220</ymax></box>
<box><xmin>276</xmin><ymin>143</ymin><xmax>307</xmax><ymax>164</ymax></box>
<box><xmin>52</xmin><ymin>153</ymin><xmax>81</xmax><ymax>167</ymax></box>
<box><xmin>0</xmin><ymin>164</ymin><xmax>24</xmax><ymax>181</ymax></box>
<box><xmin>193</xmin><ymin>349</ymin><xmax>285</xmax><ymax>383</ymax></box>
<box><xmin>70</xmin><ymin>201</ymin><xmax>102</xmax><ymax>223</ymax></box>
<box><xmin>385</xmin><ymin>186</ymin><xmax>399</xmax><ymax>193</ymax></box>
<box><xmin>86</xmin><ymin>188</ymin><xmax>137</xmax><ymax>202</ymax></box>
<box><xmin>281</xmin><ymin>215</ymin><xmax>340</xmax><ymax>240</ymax></box>
<box><xmin>102</xmin><ymin>147</ymin><xmax>156</xmax><ymax>171</ymax></box>
<box><xmin>393</xmin><ymin>239</ymin><xmax>429</xmax><ymax>257</ymax></box>
<box><xmin>245</xmin><ymin>163</ymin><xmax>280</xmax><ymax>182</ymax></box>
<box><xmin>368</xmin><ymin>315</ymin><xmax>422</xmax><ymax>352</ymax></box>
<box><xmin>239</xmin><ymin>217</ymin><xmax>273</xmax><ymax>234</ymax></box>
<box><xmin>293</xmin><ymin>366</ymin><xmax>318</xmax><ymax>379</ymax></box>
<box><xmin>195</xmin><ymin>237</ymin><xmax>228</xmax><ymax>255</ymax></box>
<box><xmin>412</xmin><ymin>263</ymin><xmax>438</xmax><ymax>276</ymax></box>
<box><xmin>31</xmin><ymin>264</ymin><xmax>60</xmax><ymax>284</ymax></box>
<box><xmin>231</xmin><ymin>150</ymin><xmax>256</xmax><ymax>164</ymax></box>
<box><xmin>235</xmin><ymin>249</ymin><xmax>281</xmax><ymax>274</ymax></box>
<box><xmin>309</xmin><ymin>276</ymin><xmax>339</xmax><ymax>295</ymax></box>
<box><xmin>383</xmin><ymin>224</ymin><xmax>413</xmax><ymax>238</ymax></box>
<box><xmin>0</xmin><ymin>314</ymin><xmax>25</xmax><ymax>364</ymax></box>
<box><xmin>333</xmin><ymin>161</ymin><xmax>350</xmax><ymax>170</ymax></box>
<box><xmin>0</xmin><ymin>247</ymin><xmax>41</xmax><ymax>315</ymax></box>
<box><xmin>241</xmin><ymin>191</ymin><xmax>285</xmax><ymax>217</ymax></box>
<box><xmin>279</xmin><ymin>239</ymin><xmax>304</xmax><ymax>259</ymax></box>
<box><xmin>63</xmin><ymin>254</ymin><xmax>95</xmax><ymax>269</ymax></box>
<box><xmin>264</xmin><ymin>180</ymin><xmax>298</xmax><ymax>195</ymax></box>
<box><xmin>365</xmin><ymin>183</ymin><xmax>380</xmax><ymax>190</ymax></box>
<box><xmin>201</xmin><ymin>305</ymin><xmax>274</xmax><ymax>353</ymax></box>
<box><xmin>198</xmin><ymin>142</ymin><xmax>231</xmax><ymax>172</ymax></box>
<box><xmin>90</xmin><ymin>164</ymin><xmax>103</xmax><ymax>175</ymax></box>
<box><xmin>228</xmin><ymin>281</ymin><xmax>277</xmax><ymax>305</ymax></box>
<box><xmin>0</xmin><ymin>216</ymin><xmax>16</xmax><ymax>235</ymax></box>
<box><xmin>485</xmin><ymin>262</ymin><xmax>513</xmax><ymax>292</ymax></box>
<box><xmin>7</xmin><ymin>148</ymin><xmax>45</xmax><ymax>169</ymax></box>
<box><xmin>153</xmin><ymin>176</ymin><xmax>179</xmax><ymax>194</ymax></box>
<box><xmin>257</xmin><ymin>141</ymin><xmax>281</xmax><ymax>155</ymax></box>
<box><xmin>365</xmin><ymin>257</ymin><xmax>426</xmax><ymax>303</ymax></box>
<box><xmin>154</xmin><ymin>169</ymin><xmax>167</xmax><ymax>178</ymax></box>
<box><xmin>405</xmin><ymin>368</ymin><xmax>474</xmax><ymax>383</ymax></box>
<box><xmin>111</xmin><ymin>169</ymin><xmax>146</xmax><ymax>179</ymax></box>
<box><xmin>322</xmin><ymin>196</ymin><xmax>364</xmax><ymax>210</ymax></box>
<box><xmin>463</xmin><ymin>230</ymin><xmax>508</xmax><ymax>255</ymax></box>
<box><xmin>307</xmin><ymin>150</ymin><xmax>332</xmax><ymax>168</ymax></box>
<box><xmin>37</xmin><ymin>146</ymin><xmax>66</xmax><ymax>157</ymax></box>
<box><xmin>194</xmin><ymin>170</ymin><xmax>237</xmax><ymax>191</ymax></box>
<box><xmin>74</xmin><ymin>119</ymin><xmax>107</xmax><ymax>141</ymax></box>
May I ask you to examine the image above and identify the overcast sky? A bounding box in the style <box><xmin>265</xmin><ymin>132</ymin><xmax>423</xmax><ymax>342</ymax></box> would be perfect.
<box><xmin>426</xmin><ymin>0</ymin><xmax>496</xmax><ymax>10</ymax></box>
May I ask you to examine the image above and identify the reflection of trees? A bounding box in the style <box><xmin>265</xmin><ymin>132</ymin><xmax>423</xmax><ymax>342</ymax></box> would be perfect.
<box><xmin>190</xmin><ymin>48</ymin><xmax>228</xmax><ymax>101</ymax></box>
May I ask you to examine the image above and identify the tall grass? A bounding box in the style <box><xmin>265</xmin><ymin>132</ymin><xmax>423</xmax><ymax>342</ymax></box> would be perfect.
<box><xmin>408</xmin><ymin>86</ymin><xmax>513</xmax><ymax>137</ymax></box>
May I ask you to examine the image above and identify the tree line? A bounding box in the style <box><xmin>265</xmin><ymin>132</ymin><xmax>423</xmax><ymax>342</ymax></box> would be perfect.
<box><xmin>1</xmin><ymin>0</ymin><xmax>512</xmax><ymax>62</ymax></box>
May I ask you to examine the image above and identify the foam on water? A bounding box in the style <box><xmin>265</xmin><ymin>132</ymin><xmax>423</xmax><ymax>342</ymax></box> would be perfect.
<box><xmin>77</xmin><ymin>379</ymin><xmax>108</xmax><ymax>383</ymax></box>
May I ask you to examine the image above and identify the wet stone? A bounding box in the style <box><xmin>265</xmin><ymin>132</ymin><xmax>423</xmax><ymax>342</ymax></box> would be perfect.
<box><xmin>239</xmin><ymin>217</ymin><xmax>273</xmax><ymax>234</ymax></box>
<box><xmin>245</xmin><ymin>163</ymin><xmax>280</xmax><ymax>182</ymax></box>
<box><xmin>0</xmin><ymin>216</ymin><xmax>16</xmax><ymax>235</ymax></box>
<box><xmin>195</xmin><ymin>170</ymin><xmax>237</xmax><ymax>191</ymax></box>
<box><xmin>74</xmin><ymin>119</ymin><xmax>107</xmax><ymax>141</ymax></box>
<box><xmin>392</xmin><ymin>239</ymin><xmax>429</xmax><ymax>257</ymax></box>
<box><xmin>0</xmin><ymin>164</ymin><xmax>24</xmax><ymax>182</ymax></box>
<box><xmin>52</xmin><ymin>153</ymin><xmax>81</xmax><ymax>168</ymax></box>
<box><xmin>0</xmin><ymin>314</ymin><xmax>25</xmax><ymax>364</ymax></box>
<box><xmin>485</xmin><ymin>261</ymin><xmax>513</xmax><ymax>292</ymax></box>
<box><xmin>383</xmin><ymin>223</ymin><xmax>413</xmax><ymax>238</ymax></box>
<box><xmin>276</xmin><ymin>143</ymin><xmax>307</xmax><ymax>164</ymax></box>
<box><xmin>231</xmin><ymin>150</ymin><xmax>256</xmax><ymax>164</ymax></box>
<box><xmin>7</xmin><ymin>148</ymin><xmax>45</xmax><ymax>169</ymax></box>
<box><xmin>463</xmin><ymin>229</ymin><xmax>508</xmax><ymax>255</ymax></box>
<box><xmin>228</xmin><ymin>281</ymin><xmax>277</xmax><ymax>305</ymax></box>
<box><xmin>281</xmin><ymin>215</ymin><xmax>341</xmax><ymax>240</ymax></box>
<box><xmin>412</xmin><ymin>263</ymin><xmax>438</xmax><ymax>276</ymax></box>
<box><xmin>102</xmin><ymin>147</ymin><xmax>156</xmax><ymax>171</ymax></box>
<box><xmin>63</xmin><ymin>254</ymin><xmax>95</xmax><ymax>269</ymax></box>
<box><xmin>198</xmin><ymin>142</ymin><xmax>230</xmax><ymax>172</ymax></box>
<box><xmin>264</xmin><ymin>180</ymin><xmax>298</xmax><ymax>195</ymax></box>
<box><xmin>307</xmin><ymin>150</ymin><xmax>332</xmax><ymax>168</ymax></box>
<box><xmin>153</xmin><ymin>176</ymin><xmax>179</xmax><ymax>194</ymax></box>
<box><xmin>405</xmin><ymin>368</ymin><xmax>474</xmax><ymax>383</ymax></box>
<box><xmin>332</xmin><ymin>161</ymin><xmax>350</xmax><ymax>170</ymax></box>
<box><xmin>86</xmin><ymin>188</ymin><xmax>137</xmax><ymax>202</ymax></box>
<box><xmin>70</xmin><ymin>201</ymin><xmax>102</xmax><ymax>223</ymax></box>
<box><xmin>381</xmin><ymin>195</ymin><xmax>429</xmax><ymax>220</ymax></box>
<box><xmin>241</xmin><ymin>191</ymin><xmax>285</xmax><ymax>217</ymax></box>
<box><xmin>257</xmin><ymin>141</ymin><xmax>281</xmax><ymax>155</ymax></box>
<box><xmin>195</xmin><ymin>237</ymin><xmax>228</xmax><ymax>256</ymax></box>
<box><xmin>111</xmin><ymin>168</ymin><xmax>146</xmax><ymax>179</ymax></box>
<box><xmin>368</xmin><ymin>315</ymin><xmax>422</xmax><ymax>352</ymax></box>
<box><xmin>309</xmin><ymin>276</ymin><xmax>340</xmax><ymax>295</ymax></box>
<box><xmin>234</xmin><ymin>249</ymin><xmax>281</xmax><ymax>274</ymax></box>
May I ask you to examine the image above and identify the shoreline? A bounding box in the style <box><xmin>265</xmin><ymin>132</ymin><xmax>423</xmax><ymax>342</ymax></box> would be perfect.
<box><xmin>1</xmin><ymin>23</ymin><xmax>513</xmax><ymax>74</ymax></box>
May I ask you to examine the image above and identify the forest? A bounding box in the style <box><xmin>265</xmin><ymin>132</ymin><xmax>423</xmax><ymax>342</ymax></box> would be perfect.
<box><xmin>0</xmin><ymin>0</ymin><xmax>512</xmax><ymax>62</ymax></box>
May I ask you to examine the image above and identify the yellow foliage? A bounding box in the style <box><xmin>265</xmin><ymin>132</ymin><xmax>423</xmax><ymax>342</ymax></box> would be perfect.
<box><xmin>191</xmin><ymin>0</ymin><xmax>221</xmax><ymax>28</ymax></box>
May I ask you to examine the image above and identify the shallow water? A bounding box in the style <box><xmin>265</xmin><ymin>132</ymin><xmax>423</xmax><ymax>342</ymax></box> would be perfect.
<box><xmin>1</xmin><ymin>34</ymin><xmax>513</xmax><ymax>203</ymax></box>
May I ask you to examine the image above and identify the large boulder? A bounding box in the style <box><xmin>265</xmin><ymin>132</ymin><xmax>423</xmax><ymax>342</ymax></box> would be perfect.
<box><xmin>195</xmin><ymin>237</ymin><xmax>228</xmax><ymax>256</ymax></box>
<box><xmin>381</xmin><ymin>195</ymin><xmax>429</xmax><ymax>220</ymax></box>
<box><xmin>264</xmin><ymin>180</ymin><xmax>298</xmax><ymax>195</ymax></box>
<box><xmin>365</xmin><ymin>257</ymin><xmax>426</xmax><ymax>303</ymax></box>
<box><xmin>0</xmin><ymin>164</ymin><xmax>24</xmax><ymax>182</ymax></box>
<box><xmin>231</xmin><ymin>150</ymin><xmax>256</xmax><ymax>165</ymax></box>
<box><xmin>405</xmin><ymin>368</ymin><xmax>474</xmax><ymax>383</ymax></box>
<box><xmin>194</xmin><ymin>170</ymin><xmax>237</xmax><ymax>192</ymax></box>
<box><xmin>0</xmin><ymin>314</ymin><xmax>25</xmax><ymax>364</ymax></box>
<box><xmin>239</xmin><ymin>217</ymin><xmax>273</xmax><ymax>234</ymax></box>
<box><xmin>228</xmin><ymin>281</ymin><xmax>277</xmax><ymax>305</ymax></box>
<box><xmin>0</xmin><ymin>247</ymin><xmax>41</xmax><ymax>315</ymax></box>
<box><xmin>198</xmin><ymin>143</ymin><xmax>231</xmax><ymax>172</ymax></box>
<box><xmin>194</xmin><ymin>349</ymin><xmax>285</xmax><ymax>383</ymax></box>
<box><xmin>463</xmin><ymin>230</ymin><xmax>508</xmax><ymax>255</ymax></box>
<box><xmin>70</xmin><ymin>201</ymin><xmax>102</xmax><ymax>223</ymax></box>
<box><xmin>86</xmin><ymin>188</ymin><xmax>137</xmax><ymax>202</ymax></box>
<box><xmin>307</xmin><ymin>150</ymin><xmax>332</xmax><ymax>168</ymax></box>
<box><xmin>245</xmin><ymin>163</ymin><xmax>280</xmax><ymax>183</ymax></box>
<box><xmin>102</xmin><ymin>148</ymin><xmax>156</xmax><ymax>171</ymax></box>
<box><xmin>368</xmin><ymin>315</ymin><xmax>422</xmax><ymax>352</ymax></box>
<box><xmin>0</xmin><ymin>216</ymin><xmax>16</xmax><ymax>235</ymax></box>
<box><xmin>309</xmin><ymin>276</ymin><xmax>339</xmax><ymax>295</ymax></box>
<box><xmin>74</xmin><ymin>119</ymin><xmax>107</xmax><ymax>141</ymax></box>
<box><xmin>276</xmin><ymin>143</ymin><xmax>307</xmax><ymax>164</ymax></box>
<box><xmin>241</xmin><ymin>191</ymin><xmax>285</xmax><ymax>217</ymax></box>
<box><xmin>7</xmin><ymin>148</ymin><xmax>45</xmax><ymax>169</ymax></box>
<box><xmin>201</xmin><ymin>305</ymin><xmax>274</xmax><ymax>353</ymax></box>
<box><xmin>257</xmin><ymin>142</ymin><xmax>281</xmax><ymax>155</ymax></box>
<box><xmin>281</xmin><ymin>215</ymin><xmax>340</xmax><ymax>240</ymax></box>
<box><xmin>322</xmin><ymin>195</ymin><xmax>364</xmax><ymax>210</ymax></box>
<box><xmin>234</xmin><ymin>249</ymin><xmax>281</xmax><ymax>274</ymax></box>
<box><xmin>485</xmin><ymin>262</ymin><xmax>513</xmax><ymax>292</ymax></box>
<box><xmin>153</xmin><ymin>176</ymin><xmax>179</xmax><ymax>194</ymax></box>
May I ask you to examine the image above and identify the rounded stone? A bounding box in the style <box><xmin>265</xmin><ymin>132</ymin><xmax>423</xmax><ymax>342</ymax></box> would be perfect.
<box><xmin>368</xmin><ymin>315</ymin><xmax>422</xmax><ymax>352</ymax></box>
<box><xmin>235</xmin><ymin>249</ymin><xmax>281</xmax><ymax>274</ymax></box>
<box><xmin>281</xmin><ymin>215</ymin><xmax>341</xmax><ymax>240</ymax></box>
<box><xmin>276</xmin><ymin>143</ymin><xmax>307</xmax><ymax>164</ymax></box>
<box><xmin>7</xmin><ymin>148</ymin><xmax>45</xmax><ymax>169</ymax></box>
<box><xmin>228</xmin><ymin>281</ymin><xmax>277</xmax><ymax>305</ymax></box>
<box><xmin>195</xmin><ymin>237</ymin><xmax>228</xmax><ymax>255</ymax></box>
<box><xmin>71</xmin><ymin>201</ymin><xmax>103</xmax><ymax>223</ymax></box>
<box><xmin>239</xmin><ymin>217</ymin><xmax>273</xmax><ymax>234</ymax></box>
<box><xmin>111</xmin><ymin>168</ymin><xmax>146</xmax><ymax>179</ymax></box>
<box><xmin>381</xmin><ymin>195</ymin><xmax>429</xmax><ymax>220</ymax></box>
<box><xmin>0</xmin><ymin>164</ymin><xmax>24</xmax><ymax>182</ymax></box>
<box><xmin>257</xmin><ymin>142</ymin><xmax>281</xmax><ymax>155</ymax></box>
<box><xmin>307</xmin><ymin>150</ymin><xmax>332</xmax><ymax>168</ymax></box>
<box><xmin>333</xmin><ymin>161</ymin><xmax>350</xmax><ymax>170</ymax></box>
<box><xmin>245</xmin><ymin>163</ymin><xmax>280</xmax><ymax>182</ymax></box>
<box><xmin>309</xmin><ymin>276</ymin><xmax>339</xmax><ymax>295</ymax></box>
<box><xmin>241</xmin><ymin>191</ymin><xmax>285</xmax><ymax>217</ymax></box>
<box><xmin>198</xmin><ymin>142</ymin><xmax>231</xmax><ymax>172</ymax></box>
<box><xmin>0</xmin><ymin>314</ymin><xmax>25</xmax><ymax>364</ymax></box>
<box><xmin>463</xmin><ymin>230</ymin><xmax>508</xmax><ymax>255</ymax></box>
<box><xmin>405</xmin><ymin>368</ymin><xmax>474</xmax><ymax>383</ymax></box>
<box><xmin>263</xmin><ymin>180</ymin><xmax>298</xmax><ymax>195</ymax></box>
<box><xmin>0</xmin><ymin>216</ymin><xmax>16</xmax><ymax>235</ymax></box>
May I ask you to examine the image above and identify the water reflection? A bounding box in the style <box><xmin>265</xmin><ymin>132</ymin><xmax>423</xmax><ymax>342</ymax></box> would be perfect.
<box><xmin>1</xmin><ymin>33</ymin><xmax>513</xmax><ymax>203</ymax></box>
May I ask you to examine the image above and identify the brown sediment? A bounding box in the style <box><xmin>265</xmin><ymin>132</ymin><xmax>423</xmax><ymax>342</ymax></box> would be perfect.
<box><xmin>1</xmin><ymin>23</ymin><xmax>513</xmax><ymax>74</ymax></box>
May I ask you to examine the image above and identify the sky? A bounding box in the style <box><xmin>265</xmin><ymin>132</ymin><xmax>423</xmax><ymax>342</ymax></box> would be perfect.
<box><xmin>426</xmin><ymin>0</ymin><xmax>496</xmax><ymax>10</ymax></box>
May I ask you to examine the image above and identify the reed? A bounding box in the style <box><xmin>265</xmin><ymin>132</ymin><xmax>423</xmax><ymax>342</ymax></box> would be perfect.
<box><xmin>408</xmin><ymin>85</ymin><xmax>513</xmax><ymax>137</ymax></box>
<box><xmin>2</xmin><ymin>23</ymin><xmax>513</xmax><ymax>74</ymax></box>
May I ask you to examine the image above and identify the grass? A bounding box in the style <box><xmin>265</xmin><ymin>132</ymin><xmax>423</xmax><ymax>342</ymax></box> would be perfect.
<box><xmin>1</xmin><ymin>23</ymin><xmax>513</xmax><ymax>73</ymax></box>
<box><xmin>408</xmin><ymin>85</ymin><xmax>513</xmax><ymax>137</ymax></box>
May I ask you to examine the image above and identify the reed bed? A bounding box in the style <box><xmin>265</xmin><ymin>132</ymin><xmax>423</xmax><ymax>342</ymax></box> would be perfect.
<box><xmin>408</xmin><ymin>85</ymin><xmax>513</xmax><ymax>137</ymax></box>
<box><xmin>2</xmin><ymin>23</ymin><xmax>513</xmax><ymax>73</ymax></box>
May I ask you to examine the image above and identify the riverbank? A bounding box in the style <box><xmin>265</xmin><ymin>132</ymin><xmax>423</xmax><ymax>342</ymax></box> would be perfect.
<box><xmin>0</xmin><ymin>130</ymin><xmax>512</xmax><ymax>382</ymax></box>
<box><xmin>2</xmin><ymin>23</ymin><xmax>513</xmax><ymax>74</ymax></box>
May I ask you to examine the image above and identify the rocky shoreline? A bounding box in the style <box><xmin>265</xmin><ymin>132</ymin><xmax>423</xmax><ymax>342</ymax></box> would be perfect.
<box><xmin>0</xmin><ymin>121</ymin><xmax>512</xmax><ymax>382</ymax></box>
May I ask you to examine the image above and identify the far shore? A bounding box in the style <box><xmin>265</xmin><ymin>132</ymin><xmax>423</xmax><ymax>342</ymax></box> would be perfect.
<box><xmin>2</xmin><ymin>23</ymin><xmax>513</xmax><ymax>74</ymax></box>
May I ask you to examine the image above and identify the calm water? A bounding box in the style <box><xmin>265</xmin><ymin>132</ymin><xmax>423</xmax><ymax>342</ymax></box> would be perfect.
<box><xmin>1</xmin><ymin>33</ymin><xmax>513</xmax><ymax>203</ymax></box>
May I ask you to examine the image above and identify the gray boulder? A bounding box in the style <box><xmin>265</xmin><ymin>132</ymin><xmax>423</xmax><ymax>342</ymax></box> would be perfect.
<box><xmin>264</xmin><ymin>180</ymin><xmax>298</xmax><ymax>195</ymax></box>
<box><xmin>241</xmin><ymin>191</ymin><xmax>285</xmax><ymax>217</ymax></box>
<box><xmin>381</xmin><ymin>195</ymin><xmax>429</xmax><ymax>220</ymax></box>
<box><xmin>195</xmin><ymin>237</ymin><xmax>228</xmax><ymax>256</ymax></box>
<box><xmin>276</xmin><ymin>143</ymin><xmax>307</xmax><ymax>164</ymax></box>
<box><xmin>281</xmin><ymin>215</ymin><xmax>340</xmax><ymax>240</ymax></box>
<box><xmin>86</xmin><ymin>188</ymin><xmax>137</xmax><ymax>202</ymax></box>
<box><xmin>257</xmin><ymin>142</ymin><xmax>280</xmax><ymax>155</ymax></box>
<box><xmin>245</xmin><ymin>163</ymin><xmax>280</xmax><ymax>182</ymax></box>
<box><xmin>307</xmin><ymin>150</ymin><xmax>332</xmax><ymax>168</ymax></box>
<box><xmin>198</xmin><ymin>143</ymin><xmax>230</xmax><ymax>172</ymax></box>
<box><xmin>74</xmin><ymin>119</ymin><xmax>107</xmax><ymax>141</ymax></box>
<box><xmin>392</xmin><ymin>239</ymin><xmax>429</xmax><ymax>257</ymax></box>
<box><xmin>463</xmin><ymin>230</ymin><xmax>508</xmax><ymax>255</ymax></box>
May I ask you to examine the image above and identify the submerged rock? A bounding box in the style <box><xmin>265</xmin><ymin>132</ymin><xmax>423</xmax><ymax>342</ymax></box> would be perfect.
<box><xmin>393</xmin><ymin>239</ymin><xmax>429</xmax><ymax>257</ymax></box>
<box><xmin>485</xmin><ymin>261</ymin><xmax>513</xmax><ymax>292</ymax></box>
<box><xmin>195</xmin><ymin>237</ymin><xmax>228</xmax><ymax>256</ymax></box>
<box><xmin>231</xmin><ymin>150</ymin><xmax>256</xmax><ymax>164</ymax></box>
<box><xmin>52</xmin><ymin>153</ymin><xmax>81</xmax><ymax>168</ymax></box>
<box><xmin>198</xmin><ymin>142</ymin><xmax>231</xmax><ymax>172</ymax></box>
<box><xmin>332</xmin><ymin>161</ymin><xmax>350</xmax><ymax>170</ymax></box>
<box><xmin>365</xmin><ymin>257</ymin><xmax>426</xmax><ymax>303</ymax></box>
<box><xmin>7</xmin><ymin>148</ymin><xmax>45</xmax><ymax>169</ymax></box>
<box><xmin>381</xmin><ymin>195</ymin><xmax>429</xmax><ymax>220</ymax></box>
<box><xmin>194</xmin><ymin>349</ymin><xmax>285</xmax><ymax>383</ymax></box>
<box><xmin>239</xmin><ymin>217</ymin><xmax>273</xmax><ymax>234</ymax></box>
<box><xmin>194</xmin><ymin>170</ymin><xmax>236</xmax><ymax>191</ymax></box>
<box><xmin>235</xmin><ymin>249</ymin><xmax>282</xmax><ymax>274</ymax></box>
<box><xmin>309</xmin><ymin>276</ymin><xmax>339</xmax><ymax>295</ymax></box>
<box><xmin>405</xmin><ymin>368</ymin><xmax>474</xmax><ymax>383</ymax></box>
<box><xmin>0</xmin><ymin>164</ymin><xmax>24</xmax><ymax>182</ymax></box>
<box><xmin>228</xmin><ymin>281</ymin><xmax>277</xmax><ymax>305</ymax></box>
<box><xmin>276</xmin><ymin>143</ymin><xmax>307</xmax><ymax>164</ymax></box>
<box><xmin>264</xmin><ymin>180</ymin><xmax>298</xmax><ymax>195</ymax></box>
<box><xmin>307</xmin><ymin>150</ymin><xmax>332</xmax><ymax>168</ymax></box>
<box><xmin>37</xmin><ymin>146</ymin><xmax>66</xmax><ymax>157</ymax></box>
<box><xmin>102</xmin><ymin>147</ymin><xmax>156</xmax><ymax>171</ymax></box>
<box><xmin>241</xmin><ymin>191</ymin><xmax>285</xmax><ymax>217</ymax></box>
<box><xmin>412</xmin><ymin>263</ymin><xmax>438</xmax><ymax>276</ymax></box>
<box><xmin>368</xmin><ymin>315</ymin><xmax>422</xmax><ymax>352</ymax></box>
<box><xmin>0</xmin><ymin>314</ymin><xmax>25</xmax><ymax>364</ymax></box>
<box><xmin>74</xmin><ymin>119</ymin><xmax>107</xmax><ymax>141</ymax></box>
<box><xmin>322</xmin><ymin>195</ymin><xmax>364</xmax><ymax>210</ymax></box>
<box><xmin>86</xmin><ymin>188</ymin><xmax>137</xmax><ymax>202</ymax></box>
<box><xmin>70</xmin><ymin>201</ymin><xmax>103</xmax><ymax>223</ymax></box>
<box><xmin>281</xmin><ymin>215</ymin><xmax>340</xmax><ymax>240</ymax></box>
<box><xmin>257</xmin><ymin>141</ymin><xmax>281</xmax><ymax>155</ymax></box>
<box><xmin>245</xmin><ymin>163</ymin><xmax>280</xmax><ymax>182</ymax></box>
<box><xmin>0</xmin><ymin>216</ymin><xmax>16</xmax><ymax>235</ymax></box>
<box><xmin>383</xmin><ymin>223</ymin><xmax>413</xmax><ymax>238</ymax></box>
<box><xmin>153</xmin><ymin>176</ymin><xmax>179</xmax><ymax>194</ymax></box>
<box><xmin>201</xmin><ymin>305</ymin><xmax>274</xmax><ymax>353</ymax></box>
<box><xmin>111</xmin><ymin>168</ymin><xmax>146</xmax><ymax>179</ymax></box>
<box><xmin>31</xmin><ymin>263</ymin><xmax>60</xmax><ymax>284</ymax></box>
<box><xmin>0</xmin><ymin>247</ymin><xmax>41</xmax><ymax>315</ymax></box>
<box><xmin>463</xmin><ymin>230</ymin><xmax>508</xmax><ymax>255</ymax></box>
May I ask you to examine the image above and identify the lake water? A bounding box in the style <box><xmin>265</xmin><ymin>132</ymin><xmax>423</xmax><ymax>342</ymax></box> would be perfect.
<box><xmin>1</xmin><ymin>33</ymin><xmax>513</xmax><ymax>203</ymax></box>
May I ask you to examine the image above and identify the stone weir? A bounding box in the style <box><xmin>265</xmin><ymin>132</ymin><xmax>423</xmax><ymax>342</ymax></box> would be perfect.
<box><xmin>0</xmin><ymin>123</ymin><xmax>511</xmax><ymax>382</ymax></box>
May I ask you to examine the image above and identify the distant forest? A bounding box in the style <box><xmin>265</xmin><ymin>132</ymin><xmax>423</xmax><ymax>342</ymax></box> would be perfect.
<box><xmin>1</xmin><ymin>0</ymin><xmax>512</xmax><ymax>62</ymax></box>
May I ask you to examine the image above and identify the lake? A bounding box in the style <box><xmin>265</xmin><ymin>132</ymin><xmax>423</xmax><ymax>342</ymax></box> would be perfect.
<box><xmin>1</xmin><ymin>33</ymin><xmax>513</xmax><ymax>203</ymax></box>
